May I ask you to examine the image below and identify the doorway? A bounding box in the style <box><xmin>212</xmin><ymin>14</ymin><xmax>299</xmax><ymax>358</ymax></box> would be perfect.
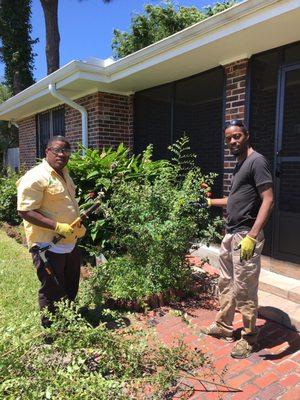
<box><xmin>273</xmin><ymin>64</ymin><xmax>300</xmax><ymax>263</ymax></box>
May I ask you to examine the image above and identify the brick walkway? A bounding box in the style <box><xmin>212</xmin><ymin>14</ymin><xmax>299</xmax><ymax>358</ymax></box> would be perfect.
<box><xmin>136</xmin><ymin>261</ymin><xmax>300</xmax><ymax>400</ymax></box>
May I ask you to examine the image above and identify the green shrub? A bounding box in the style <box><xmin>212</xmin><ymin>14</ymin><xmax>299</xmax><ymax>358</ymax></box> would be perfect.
<box><xmin>0</xmin><ymin>170</ymin><xmax>21</xmax><ymax>225</ymax></box>
<box><xmin>84</xmin><ymin>165</ymin><xmax>222</xmax><ymax>303</ymax></box>
<box><xmin>68</xmin><ymin>143</ymin><xmax>169</xmax><ymax>256</ymax></box>
<box><xmin>76</xmin><ymin>137</ymin><xmax>223</xmax><ymax>303</ymax></box>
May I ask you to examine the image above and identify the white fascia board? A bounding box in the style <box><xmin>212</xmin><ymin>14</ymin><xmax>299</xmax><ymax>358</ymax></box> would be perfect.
<box><xmin>0</xmin><ymin>60</ymin><xmax>109</xmax><ymax>118</ymax></box>
<box><xmin>105</xmin><ymin>0</ymin><xmax>283</xmax><ymax>76</ymax></box>
<box><xmin>106</xmin><ymin>0</ymin><xmax>298</xmax><ymax>80</ymax></box>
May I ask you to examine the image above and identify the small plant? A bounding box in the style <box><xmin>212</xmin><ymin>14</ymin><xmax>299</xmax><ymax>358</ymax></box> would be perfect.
<box><xmin>0</xmin><ymin>169</ymin><xmax>21</xmax><ymax>225</ymax></box>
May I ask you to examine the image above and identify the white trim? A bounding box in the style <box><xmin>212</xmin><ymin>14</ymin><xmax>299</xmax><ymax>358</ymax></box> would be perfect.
<box><xmin>220</xmin><ymin>54</ymin><xmax>251</xmax><ymax>65</ymax></box>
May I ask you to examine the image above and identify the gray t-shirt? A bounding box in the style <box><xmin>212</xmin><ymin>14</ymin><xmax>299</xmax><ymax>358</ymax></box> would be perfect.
<box><xmin>226</xmin><ymin>151</ymin><xmax>273</xmax><ymax>234</ymax></box>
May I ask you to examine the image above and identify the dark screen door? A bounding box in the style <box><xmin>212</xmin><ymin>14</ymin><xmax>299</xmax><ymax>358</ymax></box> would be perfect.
<box><xmin>274</xmin><ymin>64</ymin><xmax>300</xmax><ymax>263</ymax></box>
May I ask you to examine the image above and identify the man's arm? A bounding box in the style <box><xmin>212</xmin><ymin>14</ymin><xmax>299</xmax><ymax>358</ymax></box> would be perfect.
<box><xmin>209</xmin><ymin>197</ymin><xmax>228</xmax><ymax>208</ymax></box>
<box><xmin>248</xmin><ymin>183</ymin><xmax>274</xmax><ymax>239</ymax></box>
<box><xmin>18</xmin><ymin>210</ymin><xmax>56</xmax><ymax>230</ymax></box>
<box><xmin>18</xmin><ymin>210</ymin><xmax>82</xmax><ymax>238</ymax></box>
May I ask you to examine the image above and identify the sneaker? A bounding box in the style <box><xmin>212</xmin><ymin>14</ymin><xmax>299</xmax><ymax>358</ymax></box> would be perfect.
<box><xmin>200</xmin><ymin>322</ymin><xmax>234</xmax><ymax>342</ymax></box>
<box><xmin>230</xmin><ymin>338</ymin><xmax>257</xmax><ymax>359</ymax></box>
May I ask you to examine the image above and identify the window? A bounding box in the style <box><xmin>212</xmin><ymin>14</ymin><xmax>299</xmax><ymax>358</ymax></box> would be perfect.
<box><xmin>134</xmin><ymin>68</ymin><xmax>224</xmax><ymax>195</ymax></box>
<box><xmin>36</xmin><ymin>106</ymin><xmax>65</xmax><ymax>157</ymax></box>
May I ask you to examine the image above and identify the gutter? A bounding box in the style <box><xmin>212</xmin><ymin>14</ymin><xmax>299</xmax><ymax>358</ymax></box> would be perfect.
<box><xmin>48</xmin><ymin>83</ymin><xmax>88</xmax><ymax>154</ymax></box>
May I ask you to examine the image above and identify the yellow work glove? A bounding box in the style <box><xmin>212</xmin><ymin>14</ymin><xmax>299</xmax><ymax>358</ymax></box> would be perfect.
<box><xmin>73</xmin><ymin>223</ymin><xmax>86</xmax><ymax>239</ymax></box>
<box><xmin>236</xmin><ymin>235</ymin><xmax>257</xmax><ymax>261</ymax></box>
<box><xmin>55</xmin><ymin>222</ymin><xmax>74</xmax><ymax>238</ymax></box>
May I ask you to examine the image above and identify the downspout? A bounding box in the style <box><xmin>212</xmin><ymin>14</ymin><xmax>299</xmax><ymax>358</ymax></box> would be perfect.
<box><xmin>9</xmin><ymin>119</ymin><xmax>19</xmax><ymax>129</ymax></box>
<box><xmin>48</xmin><ymin>83</ymin><xmax>88</xmax><ymax>154</ymax></box>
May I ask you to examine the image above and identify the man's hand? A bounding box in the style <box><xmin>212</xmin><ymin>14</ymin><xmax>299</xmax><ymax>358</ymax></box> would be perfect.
<box><xmin>236</xmin><ymin>235</ymin><xmax>257</xmax><ymax>261</ymax></box>
<box><xmin>189</xmin><ymin>197</ymin><xmax>211</xmax><ymax>209</ymax></box>
<box><xmin>55</xmin><ymin>222</ymin><xmax>74</xmax><ymax>238</ymax></box>
<box><xmin>73</xmin><ymin>223</ymin><xmax>86</xmax><ymax>239</ymax></box>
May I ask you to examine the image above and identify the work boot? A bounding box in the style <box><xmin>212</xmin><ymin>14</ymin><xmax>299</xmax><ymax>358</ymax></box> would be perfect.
<box><xmin>200</xmin><ymin>322</ymin><xmax>234</xmax><ymax>342</ymax></box>
<box><xmin>230</xmin><ymin>338</ymin><xmax>257</xmax><ymax>359</ymax></box>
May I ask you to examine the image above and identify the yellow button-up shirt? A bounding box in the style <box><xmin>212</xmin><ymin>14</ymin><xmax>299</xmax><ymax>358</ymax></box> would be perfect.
<box><xmin>17</xmin><ymin>159</ymin><xmax>80</xmax><ymax>248</ymax></box>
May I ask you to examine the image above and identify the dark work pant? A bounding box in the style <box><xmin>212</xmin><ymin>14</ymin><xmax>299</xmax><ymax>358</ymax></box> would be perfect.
<box><xmin>31</xmin><ymin>247</ymin><xmax>82</xmax><ymax>327</ymax></box>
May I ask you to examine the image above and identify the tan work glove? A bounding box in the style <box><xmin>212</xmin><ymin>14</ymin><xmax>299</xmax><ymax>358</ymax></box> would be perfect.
<box><xmin>55</xmin><ymin>222</ymin><xmax>74</xmax><ymax>238</ymax></box>
<box><xmin>236</xmin><ymin>235</ymin><xmax>257</xmax><ymax>261</ymax></box>
<box><xmin>73</xmin><ymin>222</ymin><xmax>86</xmax><ymax>239</ymax></box>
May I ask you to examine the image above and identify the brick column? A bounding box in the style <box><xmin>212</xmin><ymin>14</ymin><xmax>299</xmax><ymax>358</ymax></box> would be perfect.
<box><xmin>223</xmin><ymin>59</ymin><xmax>249</xmax><ymax>195</ymax></box>
<box><xmin>18</xmin><ymin>115</ymin><xmax>36</xmax><ymax>169</ymax></box>
<box><xmin>97</xmin><ymin>92</ymin><xmax>134</xmax><ymax>150</ymax></box>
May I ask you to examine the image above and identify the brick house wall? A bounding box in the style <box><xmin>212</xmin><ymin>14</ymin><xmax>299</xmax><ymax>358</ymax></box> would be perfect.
<box><xmin>18</xmin><ymin>115</ymin><xmax>36</xmax><ymax>169</ymax></box>
<box><xmin>65</xmin><ymin>92</ymin><xmax>134</xmax><ymax>151</ymax></box>
<box><xmin>223</xmin><ymin>59</ymin><xmax>249</xmax><ymax>196</ymax></box>
<box><xmin>18</xmin><ymin>91</ymin><xmax>134</xmax><ymax>169</ymax></box>
<box><xmin>18</xmin><ymin>59</ymin><xmax>250</xmax><ymax>191</ymax></box>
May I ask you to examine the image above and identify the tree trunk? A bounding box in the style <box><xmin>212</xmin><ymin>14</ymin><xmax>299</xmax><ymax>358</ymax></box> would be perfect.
<box><xmin>40</xmin><ymin>0</ymin><xmax>60</xmax><ymax>74</ymax></box>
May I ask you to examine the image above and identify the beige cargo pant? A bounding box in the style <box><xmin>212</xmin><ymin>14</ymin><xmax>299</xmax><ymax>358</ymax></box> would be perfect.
<box><xmin>215</xmin><ymin>230</ymin><xmax>265</xmax><ymax>344</ymax></box>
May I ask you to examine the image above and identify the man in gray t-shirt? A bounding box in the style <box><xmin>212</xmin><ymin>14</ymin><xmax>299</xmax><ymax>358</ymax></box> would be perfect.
<box><xmin>201</xmin><ymin>120</ymin><xmax>274</xmax><ymax>359</ymax></box>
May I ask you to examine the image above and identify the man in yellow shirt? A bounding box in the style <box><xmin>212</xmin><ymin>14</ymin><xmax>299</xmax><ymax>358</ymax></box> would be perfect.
<box><xmin>17</xmin><ymin>136</ymin><xmax>85</xmax><ymax>327</ymax></box>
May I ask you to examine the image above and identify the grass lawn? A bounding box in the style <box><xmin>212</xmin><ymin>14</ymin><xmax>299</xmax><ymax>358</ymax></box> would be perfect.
<box><xmin>0</xmin><ymin>229</ymin><xmax>205</xmax><ymax>399</ymax></box>
<box><xmin>0</xmin><ymin>229</ymin><xmax>39</xmax><ymax>329</ymax></box>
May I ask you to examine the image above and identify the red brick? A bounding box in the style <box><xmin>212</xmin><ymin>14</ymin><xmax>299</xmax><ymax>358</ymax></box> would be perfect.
<box><xmin>231</xmin><ymin>384</ymin><xmax>260</xmax><ymax>399</ymax></box>
<box><xmin>229</xmin><ymin>358</ymin><xmax>252</xmax><ymax>373</ymax></box>
<box><xmin>249</xmin><ymin>361</ymin><xmax>272</xmax><ymax>375</ymax></box>
<box><xmin>19</xmin><ymin>115</ymin><xmax>37</xmax><ymax>168</ymax></box>
<box><xmin>254</xmin><ymin>372</ymin><xmax>278</xmax><ymax>388</ymax></box>
<box><xmin>279</xmin><ymin>374</ymin><xmax>300</xmax><ymax>387</ymax></box>
<box><xmin>268</xmin><ymin>341</ymin><xmax>289</xmax><ymax>354</ymax></box>
<box><xmin>280</xmin><ymin>386</ymin><xmax>300</xmax><ymax>400</ymax></box>
<box><xmin>229</xmin><ymin>373</ymin><xmax>253</xmax><ymax>388</ymax></box>
<box><xmin>257</xmin><ymin>383</ymin><xmax>285</xmax><ymax>400</ymax></box>
<box><xmin>275</xmin><ymin>360</ymin><xmax>299</xmax><ymax>375</ymax></box>
<box><xmin>214</xmin><ymin>356</ymin><xmax>231</xmax><ymax>371</ymax></box>
<box><xmin>213</xmin><ymin>344</ymin><xmax>233</xmax><ymax>358</ymax></box>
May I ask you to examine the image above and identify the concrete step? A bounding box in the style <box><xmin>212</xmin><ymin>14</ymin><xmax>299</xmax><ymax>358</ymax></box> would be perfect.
<box><xmin>191</xmin><ymin>244</ymin><xmax>300</xmax><ymax>304</ymax></box>
<box><xmin>258</xmin><ymin>290</ymin><xmax>300</xmax><ymax>332</ymax></box>
<box><xmin>259</xmin><ymin>268</ymin><xmax>300</xmax><ymax>304</ymax></box>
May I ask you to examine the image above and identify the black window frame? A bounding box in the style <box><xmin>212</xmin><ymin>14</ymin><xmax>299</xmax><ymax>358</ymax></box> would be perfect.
<box><xmin>36</xmin><ymin>105</ymin><xmax>65</xmax><ymax>158</ymax></box>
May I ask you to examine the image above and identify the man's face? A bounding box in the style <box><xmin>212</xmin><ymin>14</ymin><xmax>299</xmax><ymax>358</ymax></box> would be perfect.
<box><xmin>224</xmin><ymin>126</ymin><xmax>249</xmax><ymax>157</ymax></box>
<box><xmin>45</xmin><ymin>140</ymin><xmax>71</xmax><ymax>171</ymax></box>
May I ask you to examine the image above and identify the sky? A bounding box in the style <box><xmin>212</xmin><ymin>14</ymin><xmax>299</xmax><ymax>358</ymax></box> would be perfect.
<box><xmin>0</xmin><ymin>0</ymin><xmax>222</xmax><ymax>82</ymax></box>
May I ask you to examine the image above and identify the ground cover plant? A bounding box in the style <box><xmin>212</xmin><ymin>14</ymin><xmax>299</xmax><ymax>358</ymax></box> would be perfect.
<box><xmin>0</xmin><ymin>230</ymin><xmax>208</xmax><ymax>400</ymax></box>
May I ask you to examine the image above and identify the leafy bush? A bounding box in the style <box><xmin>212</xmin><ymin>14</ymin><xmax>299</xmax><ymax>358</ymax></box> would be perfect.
<box><xmin>73</xmin><ymin>137</ymin><xmax>222</xmax><ymax>303</ymax></box>
<box><xmin>0</xmin><ymin>169</ymin><xmax>21</xmax><ymax>225</ymax></box>
<box><xmin>84</xmin><ymin>167</ymin><xmax>221</xmax><ymax>303</ymax></box>
<box><xmin>68</xmin><ymin>143</ymin><xmax>168</xmax><ymax>255</ymax></box>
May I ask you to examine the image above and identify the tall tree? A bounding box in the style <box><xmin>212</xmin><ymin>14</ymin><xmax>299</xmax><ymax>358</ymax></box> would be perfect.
<box><xmin>112</xmin><ymin>1</ymin><xmax>238</xmax><ymax>59</ymax></box>
<box><xmin>40</xmin><ymin>0</ymin><xmax>60</xmax><ymax>75</ymax></box>
<box><xmin>40</xmin><ymin>0</ymin><xmax>112</xmax><ymax>75</ymax></box>
<box><xmin>0</xmin><ymin>0</ymin><xmax>37</xmax><ymax>94</ymax></box>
